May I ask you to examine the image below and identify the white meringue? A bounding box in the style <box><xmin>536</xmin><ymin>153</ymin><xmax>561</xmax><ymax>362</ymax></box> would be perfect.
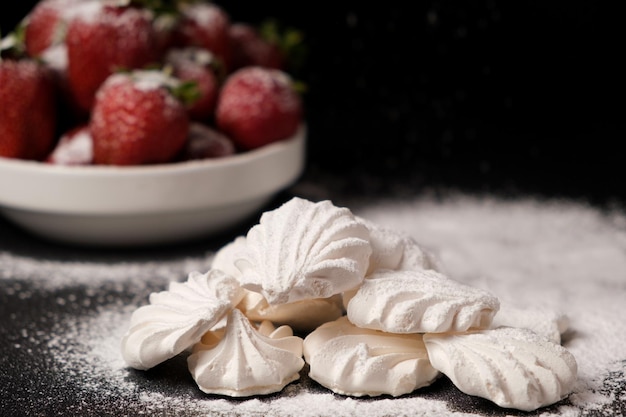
<box><xmin>121</xmin><ymin>269</ymin><xmax>244</xmax><ymax>370</ymax></box>
<box><xmin>188</xmin><ymin>308</ymin><xmax>304</xmax><ymax>397</ymax></box>
<box><xmin>423</xmin><ymin>327</ymin><xmax>578</xmax><ymax>411</ymax></box>
<box><xmin>303</xmin><ymin>316</ymin><xmax>439</xmax><ymax>397</ymax></box>
<box><xmin>238</xmin><ymin>290</ymin><xmax>344</xmax><ymax>334</ymax></box>
<box><xmin>346</xmin><ymin>269</ymin><xmax>499</xmax><ymax>333</ymax></box>
<box><xmin>211</xmin><ymin>235</ymin><xmax>247</xmax><ymax>279</ymax></box>
<box><xmin>356</xmin><ymin>217</ymin><xmax>405</xmax><ymax>274</ymax></box>
<box><xmin>491</xmin><ymin>304</ymin><xmax>570</xmax><ymax>344</ymax></box>
<box><xmin>357</xmin><ymin>217</ymin><xmax>442</xmax><ymax>275</ymax></box>
<box><xmin>234</xmin><ymin>197</ymin><xmax>372</xmax><ymax>305</ymax></box>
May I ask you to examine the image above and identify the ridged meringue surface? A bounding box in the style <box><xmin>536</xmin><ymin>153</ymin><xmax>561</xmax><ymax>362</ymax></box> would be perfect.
<box><xmin>235</xmin><ymin>197</ymin><xmax>372</xmax><ymax>304</ymax></box>
<box><xmin>357</xmin><ymin>217</ymin><xmax>442</xmax><ymax>275</ymax></box>
<box><xmin>211</xmin><ymin>235</ymin><xmax>247</xmax><ymax>279</ymax></box>
<box><xmin>238</xmin><ymin>290</ymin><xmax>344</xmax><ymax>334</ymax></box>
<box><xmin>188</xmin><ymin>308</ymin><xmax>304</xmax><ymax>397</ymax></box>
<box><xmin>303</xmin><ymin>316</ymin><xmax>439</xmax><ymax>397</ymax></box>
<box><xmin>423</xmin><ymin>327</ymin><xmax>578</xmax><ymax>411</ymax></box>
<box><xmin>121</xmin><ymin>269</ymin><xmax>244</xmax><ymax>370</ymax></box>
<box><xmin>346</xmin><ymin>269</ymin><xmax>499</xmax><ymax>333</ymax></box>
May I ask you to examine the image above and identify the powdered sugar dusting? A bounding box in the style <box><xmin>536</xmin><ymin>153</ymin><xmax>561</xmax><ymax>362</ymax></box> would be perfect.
<box><xmin>2</xmin><ymin>192</ymin><xmax>625</xmax><ymax>416</ymax></box>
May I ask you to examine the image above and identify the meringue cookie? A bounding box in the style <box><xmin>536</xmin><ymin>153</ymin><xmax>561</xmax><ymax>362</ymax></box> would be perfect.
<box><xmin>356</xmin><ymin>217</ymin><xmax>405</xmax><ymax>275</ymax></box>
<box><xmin>303</xmin><ymin>316</ymin><xmax>439</xmax><ymax>397</ymax></box>
<box><xmin>356</xmin><ymin>217</ymin><xmax>442</xmax><ymax>275</ymax></box>
<box><xmin>490</xmin><ymin>304</ymin><xmax>570</xmax><ymax>344</ymax></box>
<box><xmin>121</xmin><ymin>269</ymin><xmax>244</xmax><ymax>370</ymax></box>
<box><xmin>346</xmin><ymin>269</ymin><xmax>499</xmax><ymax>333</ymax></box>
<box><xmin>423</xmin><ymin>327</ymin><xmax>578</xmax><ymax>411</ymax></box>
<box><xmin>342</xmin><ymin>220</ymin><xmax>445</xmax><ymax>309</ymax></box>
<box><xmin>211</xmin><ymin>235</ymin><xmax>247</xmax><ymax>279</ymax></box>
<box><xmin>188</xmin><ymin>308</ymin><xmax>304</xmax><ymax>397</ymax></box>
<box><xmin>398</xmin><ymin>235</ymin><xmax>444</xmax><ymax>273</ymax></box>
<box><xmin>238</xmin><ymin>290</ymin><xmax>344</xmax><ymax>334</ymax></box>
<box><xmin>234</xmin><ymin>197</ymin><xmax>372</xmax><ymax>305</ymax></box>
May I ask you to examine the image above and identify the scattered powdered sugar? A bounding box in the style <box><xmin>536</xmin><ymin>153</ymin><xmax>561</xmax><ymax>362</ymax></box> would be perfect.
<box><xmin>3</xmin><ymin>192</ymin><xmax>626</xmax><ymax>416</ymax></box>
<box><xmin>0</xmin><ymin>251</ymin><xmax>214</xmax><ymax>291</ymax></box>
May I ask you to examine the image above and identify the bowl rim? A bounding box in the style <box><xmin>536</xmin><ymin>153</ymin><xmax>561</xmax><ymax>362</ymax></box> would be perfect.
<box><xmin>0</xmin><ymin>124</ymin><xmax>307</xmax><ymax>177</ymax></box>
<box><xmin>0</xmin><ymin>125</ymin><xmax>306</xmax><ymax>215</ymax></box>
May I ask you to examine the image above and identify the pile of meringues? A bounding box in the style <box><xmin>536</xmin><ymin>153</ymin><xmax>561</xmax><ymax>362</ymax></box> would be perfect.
<box><xmin>121</xmin><ymin>197</ymin><xmax>577</xmax><ymax>412</ymax></box>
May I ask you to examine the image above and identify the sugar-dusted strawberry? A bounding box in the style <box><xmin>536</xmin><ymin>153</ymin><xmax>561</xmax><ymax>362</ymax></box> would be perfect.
<box><xmin>165</xmin><ymin>47</ymin><xmax>221</xmax><ymax>121</ymax></box>
<box><xmin>0</xmin><ymin>57</ymin><xmax>58</xmax><ymax>160</ymax></box>
<box><xmin>215</xmin><ymin>66</ymin><xmax>302</xmax><ymax>150</ymax></box>
<box><xmin>171</xmin><ymin>1</ymin><xmax>232</xmax><ymax>72</ymax></box>
<box><xmin>65</xmin><ymin>3</ymin><xmax>161</xmax><ymax>114</ymax></box>
<box><xmin>46</xmin><ymin>124</ymin><xmax>93</xmax><ymax>165</ymax></box>
<box><xmin>179</xmin><ymin>122</ymin><xmax>235</xmax><ymax>160</ymax></box>
<box><xmin>23</xmin><ymin>0</ymin><xmax>84</xmax><ymax>58</ymax></box>
<box><xmin>229</xmin><ymin>22</ymin><xmax>284</xmax><ymax>71</ymax></box>
<box><xmin>89</xmin><ymin>69</ymin><xmax>191</xmax><ymax>165</ymax></box>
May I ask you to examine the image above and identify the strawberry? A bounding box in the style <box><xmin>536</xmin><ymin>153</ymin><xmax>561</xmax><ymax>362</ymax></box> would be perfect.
<box><xmin>165</xmin><ymin>47</ymin><xmax>220</xmax><ymax>122</ymax></box>
<box><xmin>89</xmin><ymin>69</ymin><xmax>190</xmax><ymax>165</ymax></box>
<box><xmin>179</xmin><ymin>122</ymin><xmax>235</xmax><ymax>160</ymax></box>
<box><xmin>229</xmin><ymin>22</ymin><xmax>284</xmax><ymax>71</ymax></box>
<box><xmin>23</xmin><ymin>0</ymin><xmax>83</xmax><ymax>58</ymax></box>
<box><xmin>0</xmin><ymin>57</ymin><xmax>58</xmax><ymax>160</ymax></box>
<box><xmin>171</xmin><ymin>1</ymin><xmax>232</xmax><ymax>72</ymax></box>
<box><xmin>46</xmin><ymin>124</ymin><xmax>93</xmax><ymax>165</ymax></box>
<box><xmin>65</xmin><ymin>3</ymin><xmax>161</xmax><ymax>114</ymax></box>
<box><xmin>215</xmin><ymin>66</ymin><xmax>303</xmax><ymax>150</ymax></box>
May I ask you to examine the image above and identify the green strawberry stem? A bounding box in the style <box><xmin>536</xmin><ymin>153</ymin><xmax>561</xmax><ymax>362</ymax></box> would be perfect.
<box><xmin>258</xmin><ymin>18</ymin><xmax>308</xmax><ymax>74</ymax></box>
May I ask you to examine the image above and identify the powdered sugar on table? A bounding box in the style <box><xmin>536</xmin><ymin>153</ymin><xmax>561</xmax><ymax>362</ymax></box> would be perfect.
<box><xmin>1</xmin><ymin>192</ymin><xmax>624</xmax><ymax>416</ymax></box>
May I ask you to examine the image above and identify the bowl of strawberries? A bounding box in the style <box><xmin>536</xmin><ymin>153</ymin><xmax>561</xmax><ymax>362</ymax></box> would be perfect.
<box><xmin>0</xmin><ymin>0</ymin><xmax>307</xmax><ymax>247</ymax></box>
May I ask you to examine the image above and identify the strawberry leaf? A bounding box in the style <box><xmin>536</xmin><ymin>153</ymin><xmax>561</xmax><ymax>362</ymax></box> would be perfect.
<box><xmin>259</xmin><ymin>19</ymin><xmax>308</xmax><ymax>74</ymax></box>
<box><xmin>171</xmin><ymin>80</ymin><xmax>202</xmax><ymax>106</ymax></box>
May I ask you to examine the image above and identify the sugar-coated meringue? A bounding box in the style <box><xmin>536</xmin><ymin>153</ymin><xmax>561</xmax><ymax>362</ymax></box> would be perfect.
<box><xmin>346</xmin><ymin>269</ymin><xmax>499</xmax><ymax>333</ymax></box>
<box><xmin>357</xmin><ymin>217</ymin><xmax>442</xmax><ymax>275</ymax></box>
<box><xmin>491</xmin><ymin>304</ymin><xmax>570</xmax><ymax>344</ymax></box>
<box><xmin>234</xmin><ymin>197</ymin><xmax>372</xmax><ymax>305</ymax></box>
<box><xmin>343</xmin><ymin>219</ymin><xmax>444</xmax><ymax>309</ymax></box>
<box><xmin>238</xmin><ymin>290</ymin><xmax>344</xmax><ymax>334</ymax></box>
<box><xmin>121</xmin><ymin>269</ymin><xmax>244</xmax><ymax>370</ymax></box>
<box><xmin>188</xmin><ymin>308</ymin><xmax>304</xmax><ymax>397</ymax></box>
<box><xmin>211</xmin><ymin>235</ymin><xmax>247</xmax><ymax>279</ymax></box>
<box><xmin>303</xmin><ymin>316</ymin><xmax>439</xmax><ymax>397</ymax></box>
<box><xmin>423</xmin><ymin>327</ymin><xmax>578</xmax><ymax>412</ymax></box>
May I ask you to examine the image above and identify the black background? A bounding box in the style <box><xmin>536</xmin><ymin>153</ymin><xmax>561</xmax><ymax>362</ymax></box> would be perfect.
<box><xmin>3</xmin><ymin>1</ymin><xmax>625</xmax><ymax>204</ymax></box>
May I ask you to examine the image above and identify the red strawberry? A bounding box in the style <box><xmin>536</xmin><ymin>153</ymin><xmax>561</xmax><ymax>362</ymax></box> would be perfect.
<box><xmin>23</xmin><ymin>0</ymin><xmax>83</xmax><ymax>58</ymax></box>
<box><xmin>229</xmin><ymin>22</ymin><xmax>284</xmax><ymax>71</ymax></box>
<box><xmin>46</xmin><ymin>124</ymin><xmax>93</xmax><ymax>165</ymax></box>
<box><xmin>215</xmin><ymin>66</ymin><xmax>302</xmax><ymax>150</ymax></box>
<box><xmin>89</xmin><ymin>70</ymin><xmax>190</xmax><ymax>165</ymax></box>
<box><xmin>165</xmin><ymin>47</ymin><xmax>220</xmax><ymax>121</ymax></box>
<box><xmin>0</xmin><ymin>58</ymin><xmax>58</xmax><ymax>160</ymax></box>
<box><xmin>172</xmin><ymin>2</ymin><xmax>232</xmax><ymax>71</ymax></box>
<box><xmin>65</xmin><ymin>4</ymin><xmax>161</xmax><ymax>114</ymax></box>
<box><xmin>179</xmin><ymin>122</ymin><xmax>235</xmax><ymax>160</ymax></box>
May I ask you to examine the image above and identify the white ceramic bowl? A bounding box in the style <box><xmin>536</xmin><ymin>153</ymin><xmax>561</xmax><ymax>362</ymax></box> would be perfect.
<box><xmin>0</xmin><ymin>125</ymin><xmax>306</xmax><ymax>247</ymax></box>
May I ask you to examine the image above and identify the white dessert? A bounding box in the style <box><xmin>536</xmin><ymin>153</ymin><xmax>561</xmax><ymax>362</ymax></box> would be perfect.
<box><xmin>233</xmin><ymin>197</ymin><xmax>372</xmax><ymax>305</ymax></box>
<box><xmin>211</xmin><ymin>235</ymin><xmax>247</xmax><ymax>279</ymax></box>
<box><xmin>121</xmin><ymin>269</ymin><xmax>244</xmax><ymax>370</ymax></box>
<box><xmin>346</xmin><ymin>269</ymin><xmax>500</xmax><ymax>333</ymax></box>
<box><xmin>357</xmin><ymin>216</ymin><xmax>442</xmax><ymax>275</ymax></box>
<box><xmin>423</xmin><ymin>327</ymin><xmax>578</xmax><ymax>411</ymax></box>
<box><xmin>188</xmin><ymin>308</ymin><xmax>304</xmax><ymax>397</ymax></box>
<box><xmin>238</xmin><ymin>290</ymin><xmax>344</xmax><ymax>334</ymax></box>
<box><xmin>121</xmin><ymin>196</ymin><xmax>578</xmax><ymax>411</ymax></box>
<box><xmin>303</xmin><ymin>316</ymin><xmax>439</xmax><ymax>397</ymax></box>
